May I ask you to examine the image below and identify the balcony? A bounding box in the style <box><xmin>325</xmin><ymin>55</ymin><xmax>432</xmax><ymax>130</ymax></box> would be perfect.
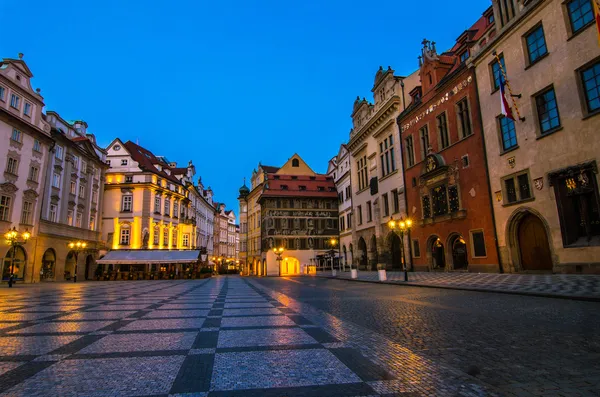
<box><xmin>38</xmin><ymin>219</ymin><xmax>101</xmax><ymax>242</ymax></box>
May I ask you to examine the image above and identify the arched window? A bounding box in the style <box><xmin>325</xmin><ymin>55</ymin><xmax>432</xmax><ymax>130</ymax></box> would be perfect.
<box><xmin>3</xmin><ymin>246</ymin><xmax>27</xmax><ymax>280</ymax></box>
<box><xmin>153</xmin><ymin>225</ymin><xmax>160</xmax><ymax>245</ymax></box>
<box><xmin>292</xmin><ymin>158</ymin><xmax>299</xmax><ymax>167</ymax></box>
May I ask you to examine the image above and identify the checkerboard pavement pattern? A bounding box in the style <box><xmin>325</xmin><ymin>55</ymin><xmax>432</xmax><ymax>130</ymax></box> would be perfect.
<box><xmin>317</xmin><ymin>271</ymin><xmax>600</xmax><ymax>299</ymax></box>
<box><xmin>0</xmin><ymin>277</ymin><xmax>504</xmax><ymax>397</ymax></box>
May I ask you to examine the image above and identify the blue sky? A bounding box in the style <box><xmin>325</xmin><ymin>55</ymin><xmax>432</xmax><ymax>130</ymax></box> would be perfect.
<box><xmin>2</xmin><ymin>0</ymin><xmax>490</xmax><ymax>215</ymax></box>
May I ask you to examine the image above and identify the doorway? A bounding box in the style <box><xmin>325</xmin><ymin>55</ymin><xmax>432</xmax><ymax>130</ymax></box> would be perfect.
<box><xmin>432</xmin><ymin>238</ymin><xmax>445</xmax><ymax>270</ymax></box>
<box><xmin>518</xmin><ymin>214</ymin><xmax>553</xmax><ymax>271</ymax></box>
<box><xmin>451</xmin><ymin>235</ymin><xmax>468</xmax><ymax>270</ymax></box>
<box><xmin>389</xmin><ymin>233</ymin><xmax>402</xmax><ymax>270</ymax></box>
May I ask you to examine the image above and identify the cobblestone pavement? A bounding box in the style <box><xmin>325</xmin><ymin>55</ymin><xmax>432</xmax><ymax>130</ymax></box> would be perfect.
<box><xmin>315</xmin><ymin>271</ymin><xmax>600</xmax><ymax>300</ymax></box>
<box><xmin>0</xmin><ymin>278</ymin><xmax>598</xmax><ymax>396</ymax></box>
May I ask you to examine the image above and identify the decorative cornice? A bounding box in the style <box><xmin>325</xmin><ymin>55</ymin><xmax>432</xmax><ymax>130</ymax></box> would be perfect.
<box><xmin>0</xmin><ymin>182</ymin><xmax>18</xmax><ymax>194</ymax></box>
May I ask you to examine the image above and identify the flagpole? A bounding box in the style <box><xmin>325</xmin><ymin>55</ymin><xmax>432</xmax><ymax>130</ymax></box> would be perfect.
<box><xmin>492</xmin><ymin>51</ymin><xmax>525</xmax><ymax>122</ymax></box>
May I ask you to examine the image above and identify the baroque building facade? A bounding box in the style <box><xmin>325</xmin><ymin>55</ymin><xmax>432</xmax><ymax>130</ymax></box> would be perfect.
<box><xmin>327</xmin><ymin>144</ymin><xmax>353</xmax><ymax>269</ymax></box>
<box><xmin>471</xmin><ymin>0</ymin><xmax>600</xmax><ymax>273</ymax></box>
<box><xmin>346</xmin><ymin>67</ymin><xmax>419</xmax><ymax>270</ymax></box>
<box><xmin>397</xmin><ymin>17</ymin><xmax>500</xmax><ymax>273</ymax></box>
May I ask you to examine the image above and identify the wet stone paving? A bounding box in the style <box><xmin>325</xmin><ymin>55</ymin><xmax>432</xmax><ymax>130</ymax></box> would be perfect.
<box><xmin>0</xmin><ymin>277</ymin><xmax>598</xmax><ymax>396</ymax></box>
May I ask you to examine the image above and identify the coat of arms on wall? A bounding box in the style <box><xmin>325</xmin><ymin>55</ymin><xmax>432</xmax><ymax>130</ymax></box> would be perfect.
<box><xmin>534</xmin><ymin>177</ymin><xmax>544</xmax><ymax>190</ymax></box>
<box><xmin>495</xmin><ymin>191</ymin><xmax>502</xmax><ymax>202</ymax></box>
<box><xmin>508</xmin><ymin>157</ymin><xmax>516</xmax><ymax>168</ymax></box>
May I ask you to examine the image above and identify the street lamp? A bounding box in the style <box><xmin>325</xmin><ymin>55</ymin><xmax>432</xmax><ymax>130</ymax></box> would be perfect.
<box><xmin>387</xmin><ymin>216</ymin><xmax>413</xmax><ymax>282</ymax></box>
<box><xmin>273</xmin><ymin>247</ymin><xmax>284</xmax><ymax>277</ymax></box>
<box><xmin>4</xmin><ymin>227</ymin><xmax>30</xmax><ymax>288</ymax></box>
<box><xmin>67</xmin><ymin>240</ymin><xmax>87</xmax><ymax>283</ymax></box>
<box><xmin>328</xmin><ymin>238</ymin><xmax>338</xmax><ymax>272</ymax></box>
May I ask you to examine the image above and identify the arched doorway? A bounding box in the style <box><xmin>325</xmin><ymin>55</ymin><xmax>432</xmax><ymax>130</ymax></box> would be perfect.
<box><xmin>281</xmin><ymin>257</ymin><xmax>300</xmax><ymax>275</ymax></box>
<box><xmin>65</xmin><ymin>251</ymin><xmax>76</xmax><ymax>280</ymax></box>
<box><xmin>518</xmin><ymin>214</ymin><xmax>553</xmax><ymax>271</ymax></box>
<box><xmin>41</xmin><ymin>249</ymin><xmax>56</xmax><ymax>280</ymax></box>
<box><xmin>450</xmin><ymin>235</ymin><xmax>468</xmax><ymax>270</ymax></box>
<box><xmin>369</xmin><ymin>235</ymin><xmax>378</xmax><ymax>270</ymax></box>
<box><xmin>389</xmin><ymin>233</ymin><xmax>402</xmax><ymax>270</ymax></box>
<box><xmin>85</xmin><ymin>255</ymin><xmax>94</xmax><ymax>281</ymax></box>
<box><xmin>357</xmin><ymin>238</ymin><xmax>367</xmax><ymax>270</ymax></box>
<box><xmin>262</xmin><ymin>259</ymin><xmax>267</xmax><ymax>276</ymax></box>
<box><xmin>429</xmin><ymin>236</ymin><xmax>446</xmax><ymax>270</ymax></box>
<box><xmin>3</xmin><ymin>246</ymin><xmax>27</xmax><ymax>281</ymax></box>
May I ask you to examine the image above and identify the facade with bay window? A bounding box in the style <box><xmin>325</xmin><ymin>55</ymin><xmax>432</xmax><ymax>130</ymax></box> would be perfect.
<box><xmin>397</xmin><ymin>17</ymin><xmax>499</xmax><ymax>273</ymax></box>
<box><xmin>472</xmin><ymin>0</ymin><xmax>600</xmax><ymax>273</ymax></box>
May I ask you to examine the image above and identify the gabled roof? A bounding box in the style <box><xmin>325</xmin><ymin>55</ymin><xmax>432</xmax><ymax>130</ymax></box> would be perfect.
<box><xmin>123</xmin><ymin>141</ymin><xmax>182</xmax><ymax>184</ymax></box>
<box><xmin>260</xmin><ymin>165</ymin><xmax>280</xmax><ymax>173</ymax></box>
<box><xmin>259</xmin><ymin>174</ymin><xmax>337</xmax><ymax>199</ymax></box>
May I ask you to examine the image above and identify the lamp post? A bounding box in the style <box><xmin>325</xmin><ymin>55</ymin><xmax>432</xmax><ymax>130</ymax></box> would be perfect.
<box><xmin>4</xmin><ymin>227</ymin><xmax>30</xmax><ymax>288</ymax></box>
<box><xmin>67</xmin><ymin>240</ymin><xmax>87</xmax><ymax>283</ymax></box>
<box><xmin>273</xmin><ymin>247</ymin><xmax>284</xmax><ymax>277</ymax></box>
<box><xmin>328</xmin><ymin>238</ymin><xmax>338</xmax><ymax>272</ymax></box>
<box><xmin>387</xmin><ymin>216</ymin><xmax>413</xmax><ymax>282</ymax></box>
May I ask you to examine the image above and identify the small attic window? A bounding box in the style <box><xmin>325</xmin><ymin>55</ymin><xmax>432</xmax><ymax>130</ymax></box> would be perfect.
<box><xmin>281</xmin><ymin>185</ymin><xmax>288</xmax><ymax>190</ymax></box>
<box><xmin>16</xmin><ymin>75</ymin><xmax>21</xmax><ymax>81</ymax></box>
<box><xmin>317</xmin><ymin>186</ymin><xmax>325</xmax><ymax>192</ymax></box>
<box><xmin>273</xmin><ymin>175</ymin><xmax>280</xmax><ymax>180</ymax></box>
<box><xmin>299</xmin><ymin>185</ymin><xmax>307</xmax><ymax>191</ymax></box>
<box><xmin>309</xmin><ymin>176</ymin><xmax>316</xmax><ymax>181</ymax></box>
<box><xmin>291</xmin><ymin>176</ymin><xmax>298</xmax><ymax>180</ymax></box>
<box><xmin>292</xmin><ymin>159</ymin><xmax>300</xmax><ymax>167</ymax></box>
<box><xmin>328</xmin><ymin>187</ymin><xmax>336</xmax><ymax>192</ymax></box>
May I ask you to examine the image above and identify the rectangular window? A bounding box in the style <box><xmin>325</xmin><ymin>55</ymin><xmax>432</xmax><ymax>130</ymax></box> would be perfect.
<box><xmin>491</xmin><ymin>55</ymin><xmax>506</xmax><ymax>90</ymax></box>
<box><xmin>154</xmin><ymin>196</ymin><xmax>161</xmax><ymax>213</ymax></box>
<box><xmin>122</xmin><ymin>195</ymin><xmax>132</xmax><ymax>212</ymax></box>
<box><xmin>471</xmin><ymin>231</ymin><xmax>487</xmax><ymax>257</ymax></box>
<box><xmin>163</xmin><ymin>229</ymin><xmax>169</xmax><ymax>245</ymax></box>
<box><xmin>568</xmin><ymin>0</ymin><xmax>594</xmax><ymax>34</ymax></box>
<box><xmin>357</xmin><ymin>156</ymin><xmax>368</xmax><ymax>190</ymax></box>
<box><xmin>121</xmin><ymin>159</ymin><xmax>128</xmax><ymax>166</ymax></box>
<box><xmin>72</xmin><ymin>156</ymin><xmax>79</xmax><ymax>170</ymax></box>
<box><xmin>503</xmin><ymin>171</ymin><xmax>532</xmax><ymax>204</ymax></box>
<box><xmin>125</xmin><ymin>175</ymin><xmax>133</xmax><ymax>183</ymax></box>
<box><xmin>499</xmin><ymin>116</ymin><xmax>518</xmax><ymax>151</ymax></box>
<box><xmin>535</xmin><ymin>87</ymin><xmax>561</xmax><ymax>134</ymax></box>
<box><xmin>172</xmin><ymin>230</ymin><xmax>178</xmax><ymax>246</ymax></box>
<box><xmin>457</xmin><ymin>98</ymin><xmax>472</xmax><ymax>138</ymax></box>
<box><xmin>525</xmin><ymin>25</ymin><xmax>548</xmax><ymax>64</ymax></box>
<box><xmin>11</xmin><ymin>128</ymin><xmax>22</xmax><ymax>143</ymax></box>
<box><xmin>357</xmin><ymin>205</ymin><xmax>363</xmax><ymax>225</ymax></box>
<box><xmin>0</xmin><ymin>86</ymin><xmax>4</xmax><ymax>101</ymax></box>
<box><xmin>0</xmin><ymin>195</ymin><xmax>10</xmax><ymax>221</ymax></box>
<box><xmin>55</xmin><ymin>146</ymin><xmax>64</xmax><ymax>160</ymax></box>
<box><xmin>367</xmin><ymin>201</ymin><xmax>372</xmax><ymax>222</ymax></box>
<box><xmin>24</xmin><ymin>102</ymin><xmax>31</xmax><ymax>116</ymax></box>
<box><xmin>412</xmin><ymin>240</ymin><xmax>421</xmax><ymax>257</ymax></box>
<box><xmin>581</xmin><ymin>61</ymin><xmax>600</xmax><ymax>113</ymax></box>
<box><xmin>436</xmin><ymin>113</ymin><xmax>450</xmax><ymax>149</ymax></box>
<box><xmin>383</xmin><ymin>193</ymin><xmax>389</xmax><ymax>217</ymax></box>
<box><xmin>6</xmin><ymin>157</ymin><xmax>18</xmax><ymax>175</ymax></box>
<box><xmin>79</xmin><ymin>184</ymin><xmax>85</xmax><ymax>198</ymax></box>
<box><xmin>347</xmin><ymin>213</ymin><xmax>353</xmax><ymax>228</ymax></box>
<box><xmin>67</xmin><ymin>210</ymin><xmax>74</xmax><ymax>226</ymax></box>
<box><xmin>183</xmin><ymin>233</ymin><xmax>190</xmax><ymax>247</ymax></box>
<box><xmin>92</xmin><ymin>190</ymin><xmax>98</xmax><ymax>204</ymax></box>
<box><xmin>120</xmin><ymin>229</ymin><xmax>130</xmax><ymax>245</ymax></box>
<box><xmin>405</xmin><ymin>135</ymin><xmax>415</xmax><ymax>167</ymax></box>
<box><xmin>33</xmin><ymin>139</ymin><xmax>41</xmax><ymax>152</ymax></box>
<box><xmin>153</xmin><ymin>228</ymin><xmax>160</xmax><ymax>245</ymax></box>
<box><xmin>392</xmin><ymin>189</ymin><xmax>400</xmax><ymax>214</ymax></box>
<box><xmin>432</xmin><ymin>185</ymin><xmax>448</xmax><ymax>216</ymax></box>
<box><xmin>419</xmin><ymin>125</ymin><xmax>430</xmax><ymax>160</ymax></box>
<box><xmin>379</xmin><ymin>135</ymin><xmax>396</xmax><ymax>177</ymax></box>
<box><xmin>460</xmin><ymin>50</ymin><xmax>469</xmax><ymax>63</ymax></box>
<box><xmin>10</xmin><ymin>94</ymin><xmax>20</xmax><ymax>109</ymax></box>
<box><xmin>89</xmin><ymin>216</ymin><xmax>95</xmax><ymax>231</ymax></box>
<box><xmin>164</xmin><ymin>199</ymin><xmax>170</xmax><ymax>215</ymax></box>
<box><xmin>70</xmin><ymin>181</ymin><xmax>77</xmax><ymax>195</ymax></box>
<box><xmin>49</xmin><ymin>204</ymin><xmax>57</xmax><ymax>222</ymax></box>
<box><xmin>422</xmin><ymin>195</ymin><xmax>431</xmax><ymax>218</ymax></box>
<box><xmin>76</xmin><ymin>212</ymin><xmax>83</xmax><ymax>228</ymax></box>
<box><xmin>448</xmin><ymin>185</ymin><xmax>460</xmax><ymax>212</ymax></box>
<box><xmin>20</xmin><ymin>201</ymin><xmax>33</xmax><ymax>225</ymax></box>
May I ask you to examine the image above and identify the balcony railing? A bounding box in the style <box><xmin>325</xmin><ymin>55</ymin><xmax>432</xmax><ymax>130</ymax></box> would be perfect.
<box><xmin>38</xmin><ymin>219</ymin><xmax>102</xmax><ymax>242</ymax></box>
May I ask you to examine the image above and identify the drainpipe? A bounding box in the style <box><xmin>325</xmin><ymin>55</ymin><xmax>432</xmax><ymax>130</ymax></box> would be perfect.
<box><xmin>472</xmin><ymin>68</ymin><xmax>503</xmax><ymax>273</ymax></box>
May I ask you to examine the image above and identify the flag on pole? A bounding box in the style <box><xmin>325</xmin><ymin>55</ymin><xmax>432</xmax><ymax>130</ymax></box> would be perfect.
<box><xmin>499</xmin><ymin>74</ymin><xmax>515</xmax><ymax>121</ymax></box>
<box><xmin>594</xmin><ymin>0</ymin><xmax>600</xmax><ymax>46</ymax></box>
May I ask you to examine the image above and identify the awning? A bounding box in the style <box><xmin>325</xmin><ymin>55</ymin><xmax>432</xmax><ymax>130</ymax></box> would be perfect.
<box><xmin>96</xmin><ymin>250</ymin><xmax>201</xmax><ymax>265</ymax></box>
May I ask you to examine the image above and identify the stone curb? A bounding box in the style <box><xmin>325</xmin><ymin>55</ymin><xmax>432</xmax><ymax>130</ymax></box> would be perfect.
<box><xmin>311</xmin><ymin>274</ymin><xmax>600</xmax><ymax>302</ymax></box>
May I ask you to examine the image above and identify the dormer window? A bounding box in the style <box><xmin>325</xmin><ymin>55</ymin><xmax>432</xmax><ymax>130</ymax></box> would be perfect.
<box><xmin>299</xmin><ymin>185</ymin><xmax>307</xmax><ymax>191</ymax></box>
<box><xmin>309</xmin><ymin>176</ymin><xmax>316</xmax><ymax>181</ymax></box>
<box><xmin>273</xmin><ymin>175</ymin><xmax>280</xmax><ymax>180</ymax></box>
<box><xmin>317</xmin><ymin>186</ymin><xmax>325</xmax><ymax>192</ymax></box>
<box><xmin>292</xmin><ymin>159</ymin><xmax>300</xmax><ymax>167</ymax></box>
<box><xmin>428</xmin><ymin>73</ymin><xmax>433</xmax><ymax>85</ymax></box>
<box><xmin>16</xmin><ymin>75</ymin><xmax>21</xmax><ymax>81</ymax></box>
<box><xmin>488</xmin><ymin>13</ymin><xmax>494</xmax><ymax>24</ymax></box>
<box><xmin>125</xmin><ymin>175</ymin><xmax>133</xmax><ymax>183</ymax></box>
<box><xmin>121</xmin><ymin>159</ymin><xmax>128</xmax><ymax>166</ymax></box>
<box><xmin>460</xmin><ymin>50</ymin><xmax>469</xmax><ymax>63</ymax></box>
<box><xmin>281</xmin><ymin>185</ymin><xmax>288</xmax><ymax>190</ymax></box>
<box><xmin>291</xmin><ymin>176</ymin><xmax>298</xmax><ymax>180</ymax></box>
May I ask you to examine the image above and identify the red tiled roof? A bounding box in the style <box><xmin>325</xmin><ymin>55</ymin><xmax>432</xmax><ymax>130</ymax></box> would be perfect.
<box><xmin>259</xmin><ymin>174</ymin><xmax>337</xmax><ymax>199</ymax></box>
<box><xmin>261</xmin><ymin>165</ymin><xmax>280</xmax><ymax>173</ymax></box>
<box><xmin>170</xmin><ymin>167</ymin><xmax>188</xmax><ymax>175</ymax></box>
<box><xmin>123</xmin><ymin>141</ymin><xmax>181</xmax><ymax>184</ymax></box>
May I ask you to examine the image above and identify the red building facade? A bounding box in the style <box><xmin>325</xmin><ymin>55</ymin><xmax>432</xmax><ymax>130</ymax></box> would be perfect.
<box><xmin>397</xmin><ymin>18</ymin><xmax>500</xmax><ymax>273</ymax></box>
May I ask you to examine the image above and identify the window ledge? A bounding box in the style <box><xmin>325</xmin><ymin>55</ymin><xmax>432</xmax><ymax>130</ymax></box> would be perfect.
<box><xmin>420</xmin><ymin>210</ymin><xmax>467</xmax><ymax>226</ymax></box>
<box><xmin>500</xmin><ymin>145</ymin><xmax>520</xmax><ymax>156</ymax></box>
<box><xmin>379</xmin><ymin>169</ymin><xmax>399</xmax><ymax>182</ymax></box>
<box><xmin>120</xmin><ymin>210</ymin><xmax>132</xmax><ymax>213</ymax></box>
<box><xmin>502</xmin><ymin>196</ymin><xmax>535</xmax><ymax>207</ymax></box>
<box><xmin>524</xmin><ymin>52</ymin><xmax>549</xmax><ymax>71</ymax></box>
<box><xmin>582</xmin><ymin>109</ymin><xmax>600</xmax><ymax>121</ymax></box>
<box><xmin>356</xmin><ymin>187</ymin><xmax>370</xmax><ymax>195</ymax></box>
<box><xmin>536</xmin><ymin>126</ymin><xmax>563</xmax><ymax>140</ymax></box>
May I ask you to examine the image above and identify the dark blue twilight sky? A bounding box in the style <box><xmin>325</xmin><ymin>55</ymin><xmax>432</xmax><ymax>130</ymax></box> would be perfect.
<box><xmin>1</xmin><ymin>0</ymin><xmax>489</xmax><ymax>214</ymax></box>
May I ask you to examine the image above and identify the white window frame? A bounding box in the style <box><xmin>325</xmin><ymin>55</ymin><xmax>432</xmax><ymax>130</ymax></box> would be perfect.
<box><xmin>67</xmin><ymin>209</ymin><xmax>74</xmax><ymax>226</ymax></box>
<box><xmin>28</xmin><ymin>165</ymin><xmax>39</xmax><ymax>182</ymax></box>
<box><xmin>122</xmin><ymin>195</ymin><xmax>133</xmax><ymax>212</ymax></box>
<box><xmin>0</xmin><ymin>195</ymin><xmax>11</xmax><ymax>222</ymax></box>
<box><xmin>120</xmin><ymin>227</ymin><xmax>130</xmax><ymax>245</ymax></box>
<box><xmin>76</xmin><ymin>212</ymin><xmax>83</xmax><ymax>228</ymax></box>
<box><xmin>55</xmin><ymin>146</ymin><xmax>64</xmax><ymax>160</ymax></box>
<box><xmin>70</xmin><ymin>181</ymin><xmax>77</xmax><ymax>195</ymax></box>
<box><xmin>49</xmin><ymin>204</ymin><xmax>57</xmax><ymax>222</ymax></box>
<box><xmin>11</xmin><ymin>128</ymin><xmax>22</xmax><ymax>143</ymax></box>
<box><xmin>24</xmin><ymin>102</ymin><xmax>32</xmax><ymax>116</ymax></box>
<box><xmin>10</xmin><ymin>94</ymin><xmax>20</xmax><ymax>109</ymax></box>
<box><xmin>33</xmin><ymin>139</ymin><xmax>41</xmax><ymax>152</ymax></box>
<box><xmin>79</xmin><ymin>184</ymin><xmax>85</xmax><ymax>198</ymax></box>
<box><xmin>6</xmin><ymin>157</ymin><xmax>18</xmax><ymax>175</ymax></box>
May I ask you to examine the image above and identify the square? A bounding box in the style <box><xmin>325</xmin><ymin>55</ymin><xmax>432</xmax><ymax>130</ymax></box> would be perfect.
<box><xmin>57</xmin><ymin>311</ymin><xmax>138</xmax><ymax>321</ymax></box>
<box><xmin>220</xmin><ymin>316</ymin><xmax>296</xmax><ymax>328</ymax></box>
<box><xmin>0</xmin><ymin>361</ymin><xmax>24</xmax><ymax>376</ymax></box>
<box><xmin>0</xmin><ymin>335</ymin><xmax>82</xmax><ymax>355</ymax></box>
<box><xmin>223</xmin><ymin>308</ymin><xmax>282</xmax><ymax>316</ymax></box>
<box><xmin>120</xmin><ymin>318</ymin><xmax>205</xmax><ymax>331</ymax></box>
<box><xmin>8</xmin><ymin>321</ymin><xmax>114</xmax><ymax>334</ymax></box>
<box><xmin>211</xmin><ymin>349</ymin><xmax>361</xmax><ymax>390</ymax></box>
<box><xmin>88</xmin><ymin>304</ymin><xmax>151</xmax><ymax>311</ymax></box>
<box><xmin>223</xmin><ymin>303</ymin><xmax>273</xmax><ymax>308</ymax></box>
<box><xmin>4</xmin><ymin>356</ymin><xmax>185</xmax><ymax>396</ymax></box>
<box><xmin>143</xmin><ymin>310</ymin><xmax>209</xmax><ymax>319</ymax></box>
<box><xmin>158</xmin><ymin>304</ymin><xmax>213</xmax><ymax>310</ymax></box>
<box><xmin>217</xmin><ymin>328</ymin><xmax>317</xmax><ymax>348</ymax></box>
<box><xmin>0</xmin><ymin>313</ymin><xmax>58</xmax><ymax>321</ymax></box>
<box><xmin>16</xmin><ymin>305</ymin><xmax>84</xmax><ymax>312</ymax></box>
<box><xmin>78</xmin><ymin>332</ymin><xmax>197</xmax><ymax>353</ymax></box>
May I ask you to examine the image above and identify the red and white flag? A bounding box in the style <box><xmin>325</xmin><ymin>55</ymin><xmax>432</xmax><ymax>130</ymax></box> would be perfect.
<box><xmin>500</xmin><ymin>75</ymin><xmax>514</xmax><ymax>121</ymax></box>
